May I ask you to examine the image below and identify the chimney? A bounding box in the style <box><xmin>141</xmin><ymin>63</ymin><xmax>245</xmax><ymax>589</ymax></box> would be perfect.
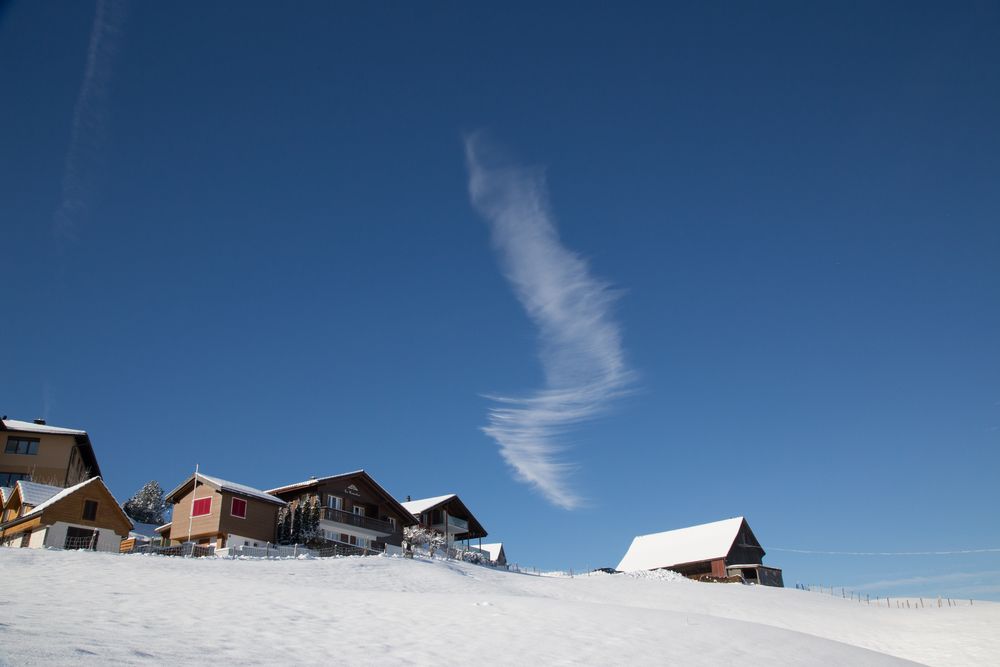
<box><xmin>406</xmin><ymin>495</ymin><xmax>411</xmax><ymax>502</ymax></box>
<box><xmin>34</xmin><ymin>418</ymin><xmax>46</xmax><ymax>425</ymax></box>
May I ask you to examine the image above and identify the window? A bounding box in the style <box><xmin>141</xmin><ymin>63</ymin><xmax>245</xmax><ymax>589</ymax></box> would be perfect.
<box><xmin>4</xmin><ymin>438</ymin><xmax>39</xmax><ymax>455</ymax></box>
<box><xmin>0</xmin><ymin>472</ymin><xmax>30</xmax><ymax>486</ymax></box>
<box><xmin>389</xmin><ymin>517</ymin><xmax>397</xmax><ymax>530</ymax></box>
<box><xmin>353</xmin><ymin>505</ymin><xmax>365</xmax><ymax>517</ymax></box>
<box><xmin>327</xmin><ymin>495</ymin><xmax>342</xmax><ymax>510</ymax></box>
<box><xmin>231</xmin><ymin>497</ymin><xmax>247</xmax><ymax>519</ymax></box>
<box><xmin>82</xmin><ymin>500</ymin><xmax>98</xmax><ymax>521</ymax></box>
<box><xmin>191</xmin><ymin>497</ymin><xmax>212</xmax><ymax>517</ymax></box>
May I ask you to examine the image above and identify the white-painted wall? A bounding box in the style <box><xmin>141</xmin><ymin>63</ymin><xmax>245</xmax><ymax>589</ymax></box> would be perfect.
<box><xmin>28</xmin><ymin>528</ymin><xmax>47</xmax><ymax>548</ymax></box>
<box><xmin>226</xmin><ymin>533</ymin><xmax>270</xmax><ymax>548</ymax></box>
<box><xmin>43</xmin><ymin>522</ymin><xmax>122</xmax><ymax>553</ymax></box>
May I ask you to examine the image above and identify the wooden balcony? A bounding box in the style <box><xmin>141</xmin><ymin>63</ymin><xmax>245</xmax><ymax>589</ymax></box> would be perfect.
<box><xmin>322</xmin><ymin>507</ymin><xmax>394</xmax><ymax>535</ymax></box>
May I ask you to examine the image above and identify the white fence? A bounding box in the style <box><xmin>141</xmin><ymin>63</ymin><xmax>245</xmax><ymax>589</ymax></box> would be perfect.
<box><xmin>217</xmin><ymin>544</ymin><xmax>315</xmax><ymax>558</ymax></box>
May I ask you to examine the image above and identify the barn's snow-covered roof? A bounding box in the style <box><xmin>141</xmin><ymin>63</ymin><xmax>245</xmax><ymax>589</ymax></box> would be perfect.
<box><xmin>616</xmin><ymin>517</ymin><xmax>746</xmax><ymax>572</ymax></box>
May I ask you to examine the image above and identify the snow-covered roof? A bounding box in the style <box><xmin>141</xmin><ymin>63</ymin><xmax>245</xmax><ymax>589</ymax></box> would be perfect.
<box><xmin>400</xmin><ymin>494</ymin><xmax>457</xmax><ymax>516</ymax></box>
<box><xmin>0</xmin><ymin>486</ymin><xmax>11</xmax><ymax>504</ymax></box>
<box><xmin>14</xmin><ymin>480</ymin><xmax>64</xmax><ymax>507</ymax></box>
<box><xmin>478</xmin><ymin>543</ymin><xmax>504</xmax><ymax>562</ymax></box>
<box><xmin>10</xmin><ymin>477</ymin><xmax>133</xmax><ymax>531</ymax></box>
<box><xmin>265</xmin><ymin>470</ymin><xmax>367</xmax><ymax>495</ymax></box>
<box><xmin>266</xmin><ymin>470</ymin><xmax>420</xmax><ymax>527</ymax></box>
<box><xmin>1</xmin><ymin>418</ymin><xmax>86</xmax><ymax>436</ymax></box>
<box><xmin>26</xmin><ymin>477</ymin><xmax>102</xmax><ymax>515</ymax></box>
<box><xmin>166</xmin><ymin>473</ymin><xmax>286</xmax><ymax>506</ymax></box>
<box><xmin>616</xmin><ymin>517</ymin><xmax>746</xmax><ymax>572</ymax></box>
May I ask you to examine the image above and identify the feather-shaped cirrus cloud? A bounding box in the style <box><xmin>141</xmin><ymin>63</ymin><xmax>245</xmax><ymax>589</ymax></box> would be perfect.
<box><xmin>464</xmin><ymin>135</ymin><xmax>635</xmax><ymax>510</ymax></box>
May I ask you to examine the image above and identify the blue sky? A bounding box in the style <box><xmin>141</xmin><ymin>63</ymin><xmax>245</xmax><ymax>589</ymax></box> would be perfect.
<box><xmin>2</xmin><ymin>1</ymin><xmax>998</xmax><ymax>598</ymax></box>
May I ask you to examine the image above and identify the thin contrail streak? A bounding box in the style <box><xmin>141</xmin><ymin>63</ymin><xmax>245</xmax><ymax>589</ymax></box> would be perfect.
<box><xmin>53</xmin><ymin>0</ymin><xmax>127</xmax><ymax>242</ymax></box>
<box><xmin>771</xmin><ymin>547</ymin><xmax>1000</xmax><ymax>556</ymax></box>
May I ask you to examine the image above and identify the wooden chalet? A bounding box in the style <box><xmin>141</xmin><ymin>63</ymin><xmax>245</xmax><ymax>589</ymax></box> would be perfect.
<box><xmin>400</xmin><ymin>493</ymin><xmax>488</xmax><ymax>550</ymax></box>
<box><xmin>164</xmin><ymin>473</ymin><xmax>286</xmax><ymax>549</ymax></box>
<box><xmin>617</xmin><ymin>516</ymin><xmax>784</xmax><ymax>586</ymax></box>
<box><xmin>267</xmin><ymin>470</ymin><xmax>418</xmax><ymax>551</ymax></box>
<box><xmin>0</xmin><ymin>477</ymin><xmax>132</xmax><ymax>551</ymax></box>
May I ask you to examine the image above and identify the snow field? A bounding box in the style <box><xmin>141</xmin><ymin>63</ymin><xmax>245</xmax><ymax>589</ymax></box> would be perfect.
<box><xmin>1</xmin><ymin>549</ymin><xmax>997</xmax><ymax>665</ymax></box>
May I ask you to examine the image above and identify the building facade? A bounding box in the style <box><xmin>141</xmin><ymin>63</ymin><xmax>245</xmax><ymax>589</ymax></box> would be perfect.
<box><xmin>267</xmin><ymin>470</ymin><xmax>418</xmax><ymax>551</ymax></box>
<box><xmin>164</xmin><ymin>473</ymin><xmax>286</xmax><ymax>549</ymax></box>
<box><xmin>400</xmin><ymin>493</ymin><xmax>488</xmax><ymax>551</ymax></box>
<box><xmin>1</xmin><ymin>418</ymin><xmax>101</xmax><ymax>489</ymax></box>
<box><xmin>0</xmin><ymin>477</ymin><xmax>132</xmax><ymax>552</ymax></box>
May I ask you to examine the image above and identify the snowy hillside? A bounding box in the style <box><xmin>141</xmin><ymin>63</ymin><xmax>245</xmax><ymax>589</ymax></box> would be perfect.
<box><xmin>1</xmin><ymin>549</ymin><xmax>997</xmax><ymax>665</ymax></box>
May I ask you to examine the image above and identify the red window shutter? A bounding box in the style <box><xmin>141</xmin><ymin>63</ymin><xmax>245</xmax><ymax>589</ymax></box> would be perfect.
<box><xmin>231</xmin><ymin>498</ymin><xmax>247</xmax><ymax>518</ymax></box>
<box><xmin>191</xmin><ymin>497</ymin><xmax>212</xmax><ymax>517</ymax></box>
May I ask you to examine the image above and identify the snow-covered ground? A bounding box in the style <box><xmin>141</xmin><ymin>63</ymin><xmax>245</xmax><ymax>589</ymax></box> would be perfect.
<box><xmin>1</xmin><ymin>549</ymin><xmax>997</xmax><ymax>665</ymax></box>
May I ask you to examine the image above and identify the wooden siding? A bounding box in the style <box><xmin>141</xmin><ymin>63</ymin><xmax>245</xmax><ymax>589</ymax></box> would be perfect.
<box><xmin>217</xmin><ymin>491</ymin><xmax>280</xmax><ymax>544</ymax></box>
<box><xmin>0</xmin><ymin>516</ymin><xmax>41</xmax><ymax>539</ymax></box>
<box><xmin>168</xmin><ymin>485</ymin><xmax>224</xmax><ymax>543</ymax></box>
<box><xmin>0</xmin><ymin>431</ymin><xmax>75</xmax><ymax>486</ymax></box>
<box><xmin>167</xmin><ymin>484</ymin><xmax>279</xmax><ymax>546</ymax></box>
<box><xmin>37</xmin><ymin>481</ymin><xmax>133</xmax><ymax>538</ymax></box>
<box><xmin>725</xmin><ymin>520</ymin><xmax>765</xmax><ymax>566</ymax></box>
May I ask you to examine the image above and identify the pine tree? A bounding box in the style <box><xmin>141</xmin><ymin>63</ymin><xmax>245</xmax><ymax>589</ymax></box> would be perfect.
<box><xmin>280</xmin><ymin>507</ymin><xmax>292</xmax><ymax>544</ymax></box>
<box><xmin>276</xmin><ymin>507</ymin><xmax>289</xmax><ymax>544</ymax></box>
<box><xmin>308</xmin><ymin>498</ymin><xmax>320</xmax><ymax>539</ymax></box>
<box><xmin>291</xmin><ymin>502</ymin><xmax>304</xmax><ymax>543</ymax></box>
<box><xmin>122</xmin><ymin>481</ymin><xmax>168</xmax><ymax>525</ymax></box>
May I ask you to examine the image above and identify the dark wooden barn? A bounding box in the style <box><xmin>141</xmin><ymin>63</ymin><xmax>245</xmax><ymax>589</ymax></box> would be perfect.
<box><xmin>617</xmin><ymin>516</ymin><xmax>783</xmax><ymax>587</ymax></box>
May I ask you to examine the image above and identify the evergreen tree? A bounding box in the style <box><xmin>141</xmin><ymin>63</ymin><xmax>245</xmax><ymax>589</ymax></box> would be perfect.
<box><xmin>291</xmin><ymin>502</ymin><xmax>304</xmax><ymax>543</ymax></box>
<box><xmin>308</xmin><ymin>498</ymin><xmax>321</xmax><ymax>539</ymax></box>
<box><xmin>122</xmin><ymin>481</ymin><xmax>168</xmax><ymax>525</ymax></box>
<box><xmin>280</xmin><ymin>507</ymin><xmax>292</xmax><ymax>544</ymax></box>
<box><xmin>276</xmin><ymin>507</ymin><xmax>289</xmax><ymax>544</ymax></box>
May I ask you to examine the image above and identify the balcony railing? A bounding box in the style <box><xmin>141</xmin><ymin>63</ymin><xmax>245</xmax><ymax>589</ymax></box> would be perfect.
<box><xmin>322</xmin><ymin>508</ymin><xmax>394</xmax><ymax>534</ymax></box>
<box><xmin>431</xmin><ymin>514</ymin><xmax>469</xmax><ymax>534</ymax></box>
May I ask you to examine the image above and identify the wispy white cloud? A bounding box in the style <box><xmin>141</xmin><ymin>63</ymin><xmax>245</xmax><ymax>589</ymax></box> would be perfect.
<box><xmin>464</xmin><ymin>134</ymin><xmax>634</xmax><ymax>510</ymax></box>
<box><xmin>53</xmin><ymin>0</ymin><xmax>128</xmax><ymax>242</ymax></box>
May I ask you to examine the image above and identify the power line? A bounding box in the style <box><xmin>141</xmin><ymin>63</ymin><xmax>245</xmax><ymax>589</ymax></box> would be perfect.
<box><xmin>770</xmin><ymin>547</ymin><xmax>1000</xmax><ymax>556</ymax></box>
